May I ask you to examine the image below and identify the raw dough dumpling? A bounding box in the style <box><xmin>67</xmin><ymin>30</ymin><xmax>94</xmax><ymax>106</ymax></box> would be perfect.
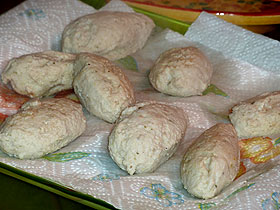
<box><xmin>181</xmin><ymin>123</ymin><xmax>240</xmax><ymax>199</ymax></box>
<box><xmin>108</xmin><ymin>102</ymin><xmax>188</xmax><ymax>175</ymax></box>
<box><xmin>2</xmin><ymin>51</ymin><xmax>76</xmax><ymax>98</ymax></box>
<box><xmin>229</xmin><ymin>91</ymin><xmax>280</xmax><ymax>138</ymax></box>
<box><xmin>149</xmin><ymin>47</ymin><xmax>213</xmax><ymax>97</ymax></box>
<box><xmin>0</xmin><ymin>98</ymin><xmax>86</xmax><ymax>159</ymax></box>
<box><xmin>62</xmin><ymin>11</ymin><xmax>155</xmax><ymax>60</ymax></box>
<box><xmin>73</xmin><ymin>53</ymin><xmax>135</xmax><ymax>123</ymax></box>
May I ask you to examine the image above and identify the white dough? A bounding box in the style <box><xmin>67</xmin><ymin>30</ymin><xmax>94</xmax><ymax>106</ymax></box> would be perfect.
<box><xmin>2</xmin><ymin>51</ymin><xmax>76</xmax><ymax>98</ymax></box>
<box><xmin>108</xmin><ymin>102</ymin><xmax>188</xmax><ymax>175</ymax></box>
<box><xmin>0</xmin><ymin>98</ymin><xmax>86</xmax><ymax>159</ymax></box>
<box><xmin>181</xmin><ymin>123</ymin><xmax>240</xmax><ymax>199</ymax></box>
<box><xmin>149</xmin><ymin>47</ymin><xmax>213</xmax><ymax>97</ymax></box>
<box><xmin>62</xmin><ymin>11</ymin><xmax>155</xmax><ymax>60</ymax></box>
<box><xmin>229</xmin><ymin>91</ymin><xmax>280</xmax><ymax>138</ymax></box>
<box><xmin>73</xmin><ymin>53</ymin><xmax>135</xmax><ymax>123</ymax></box>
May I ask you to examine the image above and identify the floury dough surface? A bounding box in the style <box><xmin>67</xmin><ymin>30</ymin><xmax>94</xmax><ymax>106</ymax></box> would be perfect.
<box><xmin>180</xmin><ymin>123</ymin><xmax>240</xmax><ymax>199</ymax></box>
<box><xmin>0</xmin><ymin>98</ymin><xmax>86</xmax><ymax>159</ymax></box>
<box><xmin>149</xmin><ymin>47</ymin><xmax>213</xmax><ymax>97</ymax></box>
<box><xmin>229</xmin><ymin>91</ymin><xmax>280</xmax><ymax>138</ymax></box>
<box><xmin>108</xmin><ymin>102</ymin><xmax>188</xmax><ymax>175</ymax></box>
<box><xmin>62</xmin><ymin>11</ymin><xmax>155</xmax><ymax>60</ymax></box>
<box><xmin>2</xmin><ymin>51</ymin><xmax>76</xmax><ymax>98</ymax></box>
<box><xmin>73</xmin><ymin>53</ymin><xmax>135</xmax><ymax>123</ymax></box>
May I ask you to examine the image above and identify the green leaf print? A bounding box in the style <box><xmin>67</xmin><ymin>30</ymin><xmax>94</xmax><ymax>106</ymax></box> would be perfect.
<box><xmin>198</xmin><ymin>202</ymin><xmax>216</xmax><ymax>210</ymax></box>
<box><xmin>226</xmin><ymin>183</ymin><xmax>255</xmax><ymax>199</ymax></box>
<box><xmin>274</xmin><ymin>137</ymin><xmax>280</xmax><ymax>146</ymax></box>
<box><xmin>202</xmin><ymin>84</ymin><xmax>228</xmax><ymax>97</ymax></box>
<box><xmin>43</xmin><ymin>152</ymin><xmax>91</xmax><ymax>162</ymax></box>
<box><xmin>116</xmin><ymin>56</ymin><xmax>138</xmax><ymax>71</ymax></box>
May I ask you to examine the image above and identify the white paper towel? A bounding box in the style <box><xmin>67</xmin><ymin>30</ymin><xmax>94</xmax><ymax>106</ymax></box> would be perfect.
<box><xmin>185</xmin><ymin>11</ymin><xmax>280</xmax><ymax>73</ymax></box>
<box><xmin>1</xmin><ymin>1</ymin><xmax>280</xmax><ymax>210</ymax></box>
<box><xmin>0</xmin><ymin>0</ymin><xmax>95</xmax><ymax>71</ymax></box>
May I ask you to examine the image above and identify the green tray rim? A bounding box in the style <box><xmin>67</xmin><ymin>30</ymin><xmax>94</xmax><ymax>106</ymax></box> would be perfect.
<box><xmin>0</xmin><ymin>162</ymin><xmax>118</xmax><ymax>210</ymax></box>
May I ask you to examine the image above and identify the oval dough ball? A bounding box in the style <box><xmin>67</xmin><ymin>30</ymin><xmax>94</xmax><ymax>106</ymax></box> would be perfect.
<box><xmin>62</xmin><ymin>11</ymin><xmax>155</xmax><ymax>60</ymax></box>
<box><xmin>73</xmin><ymin>53</ymin><xmax>135</xmax><ymax>123</ymax></box>
<box><xmin>149</xmin><ymin>47</ymin><xmax>213</xmax><ymax>97</ymax></box>
<box><xmin>229</xmin><ymin>91</ymin><xmax>280</xmax><ymax>138</ymax></box>
<box><xmin>181</xmin><ymin>123</ymin><xmax>240</xmax><ymax>199</ymax></box>
<box><xmin>0</xmin><ymin>98</ymin><xmax>86</xmax><ymax>159</ymax></box>
<box><xmin>2</xmin><ymin>51</ymin><xmax>76</xmax><ymax>98</ymax></box>
<box><xmin>108</xmin><ymin>102</ymin><xmax>188</xmax><ymax>175</ymax></box>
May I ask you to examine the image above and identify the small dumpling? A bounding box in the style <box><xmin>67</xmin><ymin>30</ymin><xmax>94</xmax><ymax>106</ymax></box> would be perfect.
<box><xmin>181</xmin><ymin>123</ymin><xmax>240</xmax><ymax>199</ymax></box>
<box><xmin>2</xmin><ymin>51</ymin><xmax>76</xmax><ymax>98</ymax></box>
<box><xmin>108</xmin><ymin>102</ymin><xmax>188</xmax><ymax>175</ymax></box>
<box><xmin>62</xmin><ymin>11</ymin><xmax>155</xmax><ymax>60</ymax></box>
<box><xmin>0</xmin><ymin>98</ymin><xmax>86</xmax><ymax>159</ymax></box>
<box><xmin>149</xmin><ymin>47</ymin><xmax>213</xmax><ymax>97</ymax></box>
<box><xmin>229</xmin><ymin>91</ymin><xmax>280</xmax><ymax>138</ymax></box>
<box><xmin>73</xmin><ymin>53</ymin><xmax>135</xmax><ymax>123</ymax></box>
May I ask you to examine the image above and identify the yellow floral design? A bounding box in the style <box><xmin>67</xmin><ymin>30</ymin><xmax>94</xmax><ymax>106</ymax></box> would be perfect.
<box><xmin>239</xmin><ymin>137</ymin><xmax>280</xmax><ymax>164</ymax></box>
<box><xmin>251</xmin><ymin>145</ymin><xmax>280</xmax><ymax>164</ymax></box>
<box><xmin>239</xmin><ymin>137</ymin><xmax>273</xmax><ymax>159</ymax></box>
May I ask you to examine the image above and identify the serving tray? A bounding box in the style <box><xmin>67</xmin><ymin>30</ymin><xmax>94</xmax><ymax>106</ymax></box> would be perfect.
<box><xmin>1</xmin><ymin>0</ymin><xmax>280</xmax><ymax>210</ymax></box>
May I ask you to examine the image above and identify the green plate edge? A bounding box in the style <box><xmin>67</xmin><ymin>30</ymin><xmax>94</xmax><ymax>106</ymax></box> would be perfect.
<box><xmin>0</xmin><ymin>162</ymin><xmax>118</xmax><ymax>210</ymax></box>
<box><xmin>129</xmin><ymin>6</ymin><xmax>190</xmax><ymax>35</ymax></box>
<box><xmin>0</xmin><ymin>1</ymin><xmax>189</xmax><ymax>209</ymax></box>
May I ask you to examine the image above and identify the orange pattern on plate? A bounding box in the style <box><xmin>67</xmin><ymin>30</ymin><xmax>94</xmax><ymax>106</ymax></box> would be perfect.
<box><xmin>0</xmin><ymin>85</ymin><xmax>29</xmax><ymax>111</ymax></box>
<box><xmin>0</xmin><ymin>87</ymin><xmax>80</xmax><ymax>125</ymax></box>
<box><xmin>53</xmin><ymin>89</ymin><xmax>80</xmax><ymax>103</ymax></box>
<box><xmin>123</xmin><ymin>0</ymin><xmax>280</xmax><ymax>33</ymax></box>
<box><xmin>124</xmin><ymin>0</ymin><xmax>280</xmax><ymax>14</ymax></box>
<box><xmin>235</xmin><ymin>161</ymin><xmax>246</xmax><ymax>180</ymax></box>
